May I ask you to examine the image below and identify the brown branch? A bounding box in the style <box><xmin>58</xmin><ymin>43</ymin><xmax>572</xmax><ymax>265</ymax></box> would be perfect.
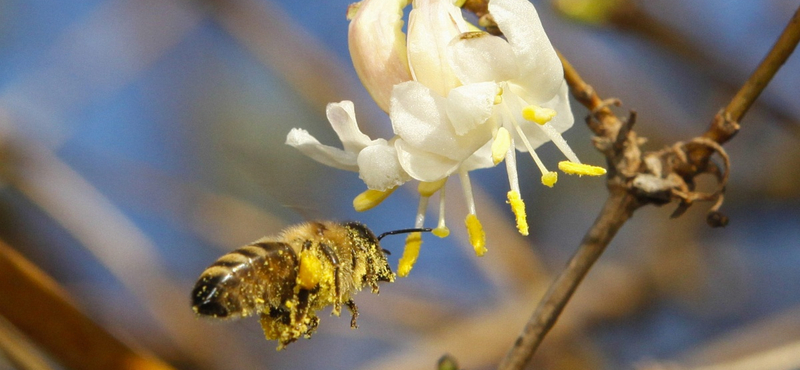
<box><xmin>605</xmin><ymin>1</ymin><xmax>800</xmax><ymax>139</ymax></box>
<box><xmin>0</xmin><ymin>240</ymin><xmax>175</xmax><ymax>370</ymax></box>
<box><xmin>723</xmin><ymin>5</ymin><xmax>800</xmax><ymax>127</ymax></box>
<box><xmin>497</xmin><ymin>189</ymin><xmax>639</xmax><ymax>370</ymax></box>
<box><xmin>688</xmin><ymin>4</ymin><xmax>800</xmax><ymax>176</ymax></box>
<box><xmin>497</xmin><ymin>4</ymin><xmax>800</xmax><ymax>370</ymax></box>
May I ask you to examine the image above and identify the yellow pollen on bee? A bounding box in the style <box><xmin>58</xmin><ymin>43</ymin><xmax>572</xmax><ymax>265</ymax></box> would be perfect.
<box><xmin>418</xmin><ymin>179</ymin><xmax>447</xmax><ymax>197</ymax></box>
<box><xmin>506</xmin><ymin>191</ymin><xmax>529</xmax><ymax>236</ymax></box>
<box><xmin>465</xmin><ymin>214</ymin><xmax>487</xmax><ymax>256</ymax></box>
<box><xmin>398</xmin><ymin>232</ymin><xmax>423</xmax><ymax>277</ymax></box>
<box><xmin>297</xmin><ymin>251</ymin><xmax>323</xmax><ymax>290</ymax></box>
<box><xmin>558</xmin><ymin>161</ymin><xmax>607</xmax><ymax>176</ymax></box>
<box><xmin>432</xmin><ymin>226</ymin><xmax>450</xmax><ymax>238</ymax></box>
<box><xmin>522</xmin><ymin>105</ymin><xmax>557</xmax><ymax>125</ymax></box>
<box><xmin>541</xmin><ymin>171</ymin><xmax>558</xmax><ymax>187</ymax></box>
<box><xmin>492</xmin><ymin>127</ymin><xmax>512</xmax><ymax>165</ymax></box>
<box><xmin>353</xmin><ymin>187</ymin><xmax>397</xmax><ymax>212</ymax></box>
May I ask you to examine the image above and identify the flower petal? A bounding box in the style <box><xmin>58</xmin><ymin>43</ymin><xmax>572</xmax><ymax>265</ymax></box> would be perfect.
<box><xmin>461</xmin><ymin>139</ymin><xmax>496</xmax><ymax>171</ymax></box>
<box><xmin>489</xmin><ymin>0</ymin><xmax>563</xmax><ymax>102</ymax></box>
<box><xmin>348</xmin><ymin>0</ymin><xmax>413</xmax><ymax>112</ymax></box>
<box><xmin>447</xmin><ymin>31</ymin><xmax>518</xmax><ymax>84</ymax></box>
<box><xmin>395</xmin><ymin>139</ymin><xmax>460</xmax><ymax>182</ymax></box>
<box><xmin>407</xmin><ymin>0</ymin><xmax>469</xmax><ymax>96</ymax></box>
<box><xmin>326</xmin><ymin>101</ymin><xmax>373</xmax><ymax>153</ymax></box>
<box><xmin>285</xmin><ymin>128</ymin><xmax>359</xmax><ymax>171</ymax></box>
<box><xmin>357</xmin><ymin>140</ymin><xmax>411</xmax><ymax>190</ymax></box>
<box><xmin>446</xmin><ymin>81</ymin><xmax>498</xmax><ymax>135</ymax></box>
<box><xmin>391</xmin><ymin>81</ymin><xmax>493</xmax><ymax>161</ymax></box>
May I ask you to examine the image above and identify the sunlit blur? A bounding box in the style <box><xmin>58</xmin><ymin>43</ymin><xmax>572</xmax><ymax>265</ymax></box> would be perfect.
<box><xmin>0</xmin><ymin>0</ymin><xmax>799</xmax><ymax>369</ymax></box>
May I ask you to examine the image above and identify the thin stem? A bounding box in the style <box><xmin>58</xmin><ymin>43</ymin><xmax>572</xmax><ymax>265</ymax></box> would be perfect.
<box><xmin>558</xmin><ymin>51</ymin><xmax>624</xmax><ymax>138</ymax></box>
<box><xmin>724</xmin><ymin>4</ymin><xmax>800</xmax><ymax>125</ymax></box>
<box><xmin>0</xmin><ymin>240</ymin><xmax>175</xmax><ymax>370</ymax></box>
<box><xmin>498</xmin><ymin>190</ymin><xmax>639</xmax><ymax>370</ymax></box>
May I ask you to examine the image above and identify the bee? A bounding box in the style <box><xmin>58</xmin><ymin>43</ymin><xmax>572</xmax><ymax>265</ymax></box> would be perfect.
<box><xmin>191</xmin><ymin>221</ymin><xmax>428</xmax><ymax>350</ymax></box>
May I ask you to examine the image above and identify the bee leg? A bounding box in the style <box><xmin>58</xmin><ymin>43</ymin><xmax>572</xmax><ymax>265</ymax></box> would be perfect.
<box><xmin>345</xmin><ymin>299</ymin><xmax>359</xmax><ymax>328</ymax></box>
<box><xmin>320</xmin><ymin>243</ymin><xmax>343</xmax><ymax>315</ymax></box>
<box><xmin>363</xmin><ymin>255</ymin><xmax>380</xmax><ymax>294</ymax></box>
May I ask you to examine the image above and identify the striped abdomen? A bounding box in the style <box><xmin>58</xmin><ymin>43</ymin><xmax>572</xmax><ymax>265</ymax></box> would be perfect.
<box><xmin>192</xmin><ymin>241</ymin><xmax>298</xmax><ymax>319</ymax></box>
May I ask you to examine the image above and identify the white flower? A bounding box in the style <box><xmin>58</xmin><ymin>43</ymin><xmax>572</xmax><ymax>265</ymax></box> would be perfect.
<box><xmin>285</xmin><ymin>101</ymin><xmax>410</xmax><ymax>191</ymax></box>
<box><xmin>289</xmin><ymin>0</ymin><xmax>606</xmax><ymax>276</ymax></box>
<box><xmin>389</xmin><ymin>0</ymin><xmax>605</xmax><ymax>257</ymax></box>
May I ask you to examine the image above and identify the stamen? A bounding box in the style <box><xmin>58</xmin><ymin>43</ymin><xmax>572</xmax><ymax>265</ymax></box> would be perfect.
<box><xmin>507</xmin><ymin>190</ymin><xmax>529</xmax><ymax>236</ymax></box>
<box><xmin>520</xmin><ymin>104</ymin><xmax>583</xmax><ymax>164</ymax></box>
<box><xmin>414</xmin><ymin>193</ymin><xmax>429</xmax><ymax>229</ymax></box>
<box><xmin>541</xmin><ymin>172</ymin><xmax>558</xmax><ymax>187</ymax></box>
<box><xmin>558</xmin><ymin>161</ymin><xmax>607</xmax><ymax>176</ymax></box>
<box><xmin>297</xmin><ymin>251</ymin><xmax>323</xmax><ymax>289</ymax></box>
<box><xmin>353</xmin><ymin>187</ymin><xmax>397</xmax><ymax>212</ymax></box>
<box><xmin>538</xmin><ymin>123</ymin><xmax>581</xmax><ymax>163</ymax></box>
<box><xmin>492</xmin><ymin>127</ymin><xmax>512</xmax><ymax>165</ymax></box>
<box><xmin>465</xmin><ymin>214</ymin><xmax>487</xmax><ymax>256</ymax></box>
<box><xmin>432</xmin><ymin>226</ymin><xmax>450</xmax><ymax>238</ymax></box>
<box><xmin>418</xmin><ymin>178</ymin><xmax>447</xmax><ymax>197</ymax></box>
<box><xmin>458</xmin><ymin>170</ymin><xmax>486</xmax><ymax>255</ymax></box>
<box><xmin>432</xmin><ymin>184</ymin><xmax>450</xmax><ymax>238</ymax></box>
<box><xmin>521</xmin><ymin>105</ymin><xmax>557</xmax><ymax>125</ymax></box>
<box><xmin>397</xmin><ymin>193</ymin><xmax>429</xmax><ymax>277</ymax></box>
<box><xmin>494</xmin><ymin>86</ymin><xmax>504</xmax><ymax>105</ymax></box>
<box><xmin>458</xmin><ymin>170</ymin><xmax>477</xmax><ymax>216</ymax></box>
<box><xmin>504</xmin><ymin>142</ymin><xmax>520</xmax><ymax>193</ymax></box>
<box><xmin>500</xmin><ymin>103</ymin><xmax>558</xmax><ymax>187</ymax></box>
<box><xmin>397</xmin><ymin>232</ymin><xmax>422</xmax><ymax>277</ymax></box>
<box><xmin>512</xmin><ymin>122</ymin><xmax>558</xmax><ymax>187</ymax></box>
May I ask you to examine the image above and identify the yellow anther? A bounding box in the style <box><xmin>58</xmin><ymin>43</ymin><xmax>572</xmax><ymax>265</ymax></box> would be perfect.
<box><xmin>494</xmin><ymin>86</ymin><xmax>504</xmax><ymax>105</ymax></box>
<box><xmin>432</xmin><ymin>226</ymin><xmax>450</xmax><ymax>238</ymax></box>
<box><xmin>506</xmin><ymin>191</ymin><xmax>529</xmax><ymax>236</ymax></box>
<box><xmin>398</xmin><ymin>232</ymin><xmax>423</xmax><ymax>277</ymax></box>
<box><xmin>353</xmin><ymin>187</ymin><xmax>397</xmax><ymax>212</ymax></box>
<box><xmin>454</xmin><ymin>0</ymin><xmax>467</xmax><ymax>8</ymax></box>
<box><xmin>492</xmin><ymin>127</ymin><xmax>512</xmax><ymax>165</ymax></box>
<box><xmin>297</xmin><ymin>251</ymin><xmax>323</xmax><ymax>290</ymax></box>
<box><xmin>418</xmin><ymin>178</ymin><xmax>447</xmax><ymax>197</ymax></box>
<box><xmin>465</xmin><ymin>214</ymin><xmax>487</xmax><ymax>256</ymax></box>
<box><xmin>541</xmin><ymin>171</ymin><xmax>558</xmax><ymax>187</ymax></box>
<box><xmin>558</xmin><ymin>161</ymin><xmax>607</xmax><ymax>176</ymax></box>
<box><xmin>522</xmin><ymin>105</ymin><xmax>557</xmax><ymax>125</ymax></box>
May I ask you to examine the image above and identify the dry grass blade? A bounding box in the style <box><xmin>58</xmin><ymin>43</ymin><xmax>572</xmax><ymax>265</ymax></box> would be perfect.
<box><xmin>0</xmin><ymin>239</ymin><xmax>174</xmax><ymax>370</ymax></box>
<box><xmin>201</xmin><ymin>0</ymin><xmax>387</xmax><ymax>130</ymax></box>
<box><xmin>0</xmin><ymin>315</ymin><xmax>57</xmax><ymax>370</ymax></box>
<box><xmin>9</xmin><ymin>140</ymin><xmax>260</xmax><ymax>369</ymax></box>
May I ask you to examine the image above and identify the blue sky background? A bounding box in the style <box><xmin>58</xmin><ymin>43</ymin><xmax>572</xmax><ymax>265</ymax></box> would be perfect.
<box><xmin>1</xmin><ymin>0</ymin><xmax>799</xmax><ymax>369</ymax></box>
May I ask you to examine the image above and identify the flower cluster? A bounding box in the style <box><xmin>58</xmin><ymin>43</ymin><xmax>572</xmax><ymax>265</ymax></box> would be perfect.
<box><xmin>286</xmin><ymin>0</ymin><xmax>605</xmax><ymax>276</ymax></box>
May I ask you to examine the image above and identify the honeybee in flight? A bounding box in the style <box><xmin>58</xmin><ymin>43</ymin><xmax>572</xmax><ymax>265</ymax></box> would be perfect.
<box><xmin>191</xmin><ymin>221</ymin><xmax>428</xmax><ymax>350</ymax></box>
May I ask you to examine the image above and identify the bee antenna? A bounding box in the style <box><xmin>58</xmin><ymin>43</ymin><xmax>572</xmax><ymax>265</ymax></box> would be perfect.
<box><xmin>377</xmin><ymin>228</ymin><xmax>433</xmax><ymax>241</ymax></box>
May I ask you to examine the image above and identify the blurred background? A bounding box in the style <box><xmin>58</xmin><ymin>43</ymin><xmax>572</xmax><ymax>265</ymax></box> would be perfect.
<box><xmin>0</xmin><ymin>0</ymin><xmax>799</xmax><ymax>369</ymax></box>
